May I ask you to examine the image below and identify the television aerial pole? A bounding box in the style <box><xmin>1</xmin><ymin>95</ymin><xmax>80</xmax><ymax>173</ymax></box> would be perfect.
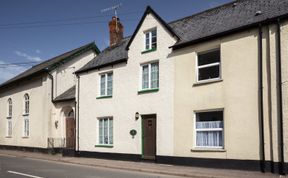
<box><xmin>101</xmin><ymin>3</ymin><xmax>122</xmax><ymax>31</ymax></box>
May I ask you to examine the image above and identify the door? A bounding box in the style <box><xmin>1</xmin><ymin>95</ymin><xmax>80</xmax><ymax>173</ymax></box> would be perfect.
<box><xmin>142</xmin><ymin>115</ymin><xmax>156</xmax><ymax>160</ymax></box>
<box><xmin>66</xmin><ymin>117</ymin><xmax>76</xmax><ymax>149</ymax></box>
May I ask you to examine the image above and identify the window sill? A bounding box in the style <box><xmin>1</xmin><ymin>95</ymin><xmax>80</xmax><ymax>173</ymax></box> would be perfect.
<box><xmin>95</xmin><ymin>145</ymin><xmax>113</xmax><ymax>148</ymax></box>
<box><xmin>96</xmin><ymin>95</ymin><xmax>112</xmax><ymax>99</ymax></box>
<box><xmin>138</xmin><ymin>88</ymin><xmax>159</xmax><ymax>94</ymax></box>
<box><xmin>191</xmin><ymin>148</ymin><xmax>226</xmax><ymax>152</ymax></box>
<box><xmin>5</xmin><ymin>136</ymin><xmax>12</xmax><ymax>138</ymax></box>
<box><xmin>22</xmin><ymin>136</ymin><xmax>29</xmax><ymax>139</ymax></box>
<box><xmin>22</xmin><ymin>114</ymin><xmax>29</xmax><ymax>116</ymax></box>
<box><xmin>193</xmin><ymin>79</ymin><xmax>223</xmax><ymax>87</ymax></box>
<box><xmin>141</xmin><ymin>48</ymin><xmax>156</xmax><ymax>54</ymax></box>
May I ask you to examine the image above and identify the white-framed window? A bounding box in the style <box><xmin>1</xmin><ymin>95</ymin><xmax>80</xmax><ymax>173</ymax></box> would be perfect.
<box><xmin>141</xmin><ymin>62</ymin><xmax>159</xmax><ymax>90</ymax></box>
<box><xmin>195</xmin><ymin>110</ymin><xmax>224</xmax><ymax>149</ymax></box>
<box><xmin>98</xmin><ymin>117</ymin><xmax>113</xmax><ymax>145</ymax></box>
<box><xmin>144</xmin><ymin>28</ymin><xmax>157</xmax><ymax>50</ymax></box>
<box><xmin>99</xmin><ymin>72</ymin><xmax>113</xmax><ymax>97</ymax></box>
<box><xmin>23</xmin><ymin>94</ymin><xmax>29</xmax><ymax>137</ymax></box>
<box><xmin>7</xmin><ymin>98</ymin><xmax>12</xmax><ymax>137</ymax></box>
<box><xmin>196</xmin><ymin>49</ymin><xmax>221</xmax><ymax>82</ymax></box>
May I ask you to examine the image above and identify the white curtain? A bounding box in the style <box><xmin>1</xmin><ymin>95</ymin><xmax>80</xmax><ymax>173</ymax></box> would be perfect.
<box><xmin>196</xmin><ymin>121</ymin><xmax>223</xmax><ymax>147</ymax></box>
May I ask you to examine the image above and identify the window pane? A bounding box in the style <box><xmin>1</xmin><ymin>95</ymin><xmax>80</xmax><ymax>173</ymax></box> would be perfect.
<box><xmin>151</xmin><ymin>30</ymin><xmax>157</xmax><ymax>49</ymax></box>
<box><xmin>104</xmin><ymin>119</ymin><xmax>108</xmax><ymax>144</ymax></box>
<box><xmin>142</xmin><ymin>65</ymin><xmax>149</xmax><ymax>89</ymax></box>
<box><xmin>198</xmin><ymin>65</ymin><xmax>220</xmax><ymax>81</ymax></box>
<box><xmin>196</xmin><ymin>131</ymin><xmax>223</xmax><ymax>147</ymax></box>
<box><xmin>99</xmin><ymin>120</ymin><xmax>103</xmax><ymax>144</ymax></box>
<box><xmin>145</xmin><ymin>33</ymin><xmax>150</xmax><ymax>50</ymax></box>
<box><xmin>151</xmin><ymin>63</ymin><xmax>159</xmax><ymax>88</ymax></box>
<box><xmin>109</xmin><ymin>119</ymin><xmax>113</xmax><ymax>145</ymax></box>
<box><xmin>100</xmin><ymin>75</ymin><xmax>106</xmax><ymax>96</ymax></box>
<box><xmin>198</xmin><ymin>50</ymin><xmax>220</xmax><ymax>66</ymax></box>
<box><xmin>107</xmin><ymin>73</ymin><xmax>113</xmax><ymax>96</ymax></box>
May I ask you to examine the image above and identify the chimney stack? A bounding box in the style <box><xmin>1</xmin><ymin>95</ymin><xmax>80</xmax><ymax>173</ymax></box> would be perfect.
<box><xmin>109</xmin><ymin>16</ymin><xmax>123</xmax><ymax>46</ymax></box>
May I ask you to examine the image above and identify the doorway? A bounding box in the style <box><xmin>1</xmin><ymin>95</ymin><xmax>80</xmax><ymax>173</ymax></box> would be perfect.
<box><xmin>142</xmin><ymin>114</ymin><xmax>156</xmax><ymax>160</ymax></box>
<box><xmin>66</xmin><ymin>110</ymin><xmax>75</xmax><ymax>149</ymax></box>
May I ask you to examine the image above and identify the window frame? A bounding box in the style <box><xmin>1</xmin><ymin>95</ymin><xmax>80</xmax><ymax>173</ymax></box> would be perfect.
<box><xmin>193</xmin><ymin>109</ymin><xmax>224</xmax><ymax>150</ymax></box>
<box><xmin>23</xmin><ymin>94</ymin><xmax>29</xmax><ymax>115</ymax></box>
<box><xmin>98</xmin><ymin>72</ymin><xmax>113</xmax><ymax>97</ymax></box>
<box><xmin>139</xmin><ymin>61</ymin><xmax>159</xmax><ymax>91</ymax></box>
<box><xmin>97</xmin><ymin>117</ymin><xmax>113</xmax><ymax>146</ymax></box>
<box><xmin>143</xmin><ymin>28</ymin><xmax>157</xmax><ymax>51</ymax></box>
<box><xmin>196</xmin><ymin>48</ymin><xmax>221</xmax><ymax>83</ymax></box>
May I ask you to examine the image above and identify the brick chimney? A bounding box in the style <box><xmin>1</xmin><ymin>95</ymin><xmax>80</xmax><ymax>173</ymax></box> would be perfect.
<box><xmin>109</xmin><ymin>16</ymin><xmax>124</xmax><ymax>46</ymax></box>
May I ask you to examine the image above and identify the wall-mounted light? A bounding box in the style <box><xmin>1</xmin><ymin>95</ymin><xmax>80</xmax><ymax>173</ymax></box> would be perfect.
<box><xmin>55</xmin><ymin>121</ymin><xmax>59</xmax><ymax>129</ymax></box>
<box><xmin>135</xmin><ymin>112</ymin><xmax>139</xmax><ymax>121</ymax></box>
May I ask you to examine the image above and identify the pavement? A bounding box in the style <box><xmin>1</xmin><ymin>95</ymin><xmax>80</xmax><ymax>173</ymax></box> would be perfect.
<box><xmin>0</xmin><ymin>149</ymin><xmax>282</xmax><ymax>178</ymax></box>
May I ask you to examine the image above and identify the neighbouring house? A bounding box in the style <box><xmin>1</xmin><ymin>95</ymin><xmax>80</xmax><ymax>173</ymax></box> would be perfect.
<box><xmin>0</xmin><ymin>43</ymin><xmax>99</xmax><ymax>152</ymax></box>
<box><xmin>75</xmin><ymin>0</ymin><xmax>288</xmax><ymax>174</ymax></box>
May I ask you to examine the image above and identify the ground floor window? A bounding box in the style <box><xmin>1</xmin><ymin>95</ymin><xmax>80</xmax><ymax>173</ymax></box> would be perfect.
<box><xmin>98</xmin><ymin>117</ymin><xmax>113</xmax><ymax>145</ymax></box>
<box><xmin>195</xmin><ymin>110</ymin><xmax>223</xmax><ymax>148</ymax></box>
<box><xmin>7</xmin><ymin>118</ymin><xmax>12</xmax><ymax>137</ymax></box>
<box><xmin>23</xmin><ymin>116</ymin><xmax>29</xmax><ymax>137</ymax></box>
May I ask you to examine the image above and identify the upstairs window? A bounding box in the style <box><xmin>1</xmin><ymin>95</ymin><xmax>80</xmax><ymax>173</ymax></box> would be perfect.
<box><xmin>24</xmin><ymin>94</ymin><xmax>29</xmax><ymax>115</ymax></box>
<box><xmin>99</xmin><ymin>72</ymin><xmax>113</xmax><ymax>97</ymax></box>
<box><xmin>141</xmin><ymin>62</ymin><xmax>159</xmax><ymax>90</ymax></box>
<box><xmin>195</xmin><ymin>110</ymin><xmax>224</xmax><ymax>149</ymax></box>
<box><xmin>144</xmin><ymin>29</ymin><xmax>157</xmax><ymax>51</ymax></box>
<box><xmin>7</xmin><ymin>98</ymin><xmax>12</xmax><ymax>118</ymax></box>
<box><xmin>197</xmin><ymin>49</ymin><xmax>221</xmax><ymax>82</ymax></box>
<box><xmin>7</xmin><ymin>98</ymin><xmax>12</xmax><ymax>137</ymax></box>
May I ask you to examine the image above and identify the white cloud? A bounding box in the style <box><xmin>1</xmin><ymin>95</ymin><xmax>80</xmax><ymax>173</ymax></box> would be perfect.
<box><xmin>0</xmin><ymin>60</ymin><xmax>28</xmax><ymax>84</ymax></box>
<box><xmin>35</xmin><ymin>49</ymin><xmax>41</xmax><ymax>54</ymax></box>
<box><xmin>15</xmin><ymin>50</ymin><xmax>43</xmax><ymax>62</ymax></box>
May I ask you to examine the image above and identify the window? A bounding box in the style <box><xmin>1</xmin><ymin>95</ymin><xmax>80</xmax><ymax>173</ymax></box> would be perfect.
<box><xmin>98</xmin><ymin>118</ymin><xmax>113</xmax><ymax>145</ymax></box>
<box><xmin>197</xmin><ymin>49</ymin><xmax>221</xmax><ymax>82</ymax></box>
<box><xmin>23</xmin><ymin>94</ymin><xmax>29</xmax><ymax>137</ymax></box>
<box><xmin>141</xmin><ymin>62</ymin><xmax>159</xmax><ymax>90</ymax></box>
<box><xmin>7</xmin><ymin>98</ymin><xmax>12</xmax><ymax>137</ymax></box>
<box><xmin>144</xmin><ymin>29</ymin><xmax>157</xmax><ymax>51</ymax></box>
<box><xmin>99</xmin><ymin>73</ymin><xmax>113</xmax><ymax>97</ymax></box>
<box><xmin>195</xmin><ymin>110</ymin><xmax>223</xmax><ymax>149</ymax></box>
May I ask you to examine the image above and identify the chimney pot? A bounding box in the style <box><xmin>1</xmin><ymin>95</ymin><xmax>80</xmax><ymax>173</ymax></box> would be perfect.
<box><xmin>109</xmin><ymin>16</ymin><xmax>124</xmax><ymax>46</ymax></box>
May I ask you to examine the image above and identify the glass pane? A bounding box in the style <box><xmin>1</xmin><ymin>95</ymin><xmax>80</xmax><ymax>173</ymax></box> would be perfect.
<box><xmin>100</xmin><ymin>75</ymin><xmax>106</xmax><ymax>96</ymax></box>
<box><xmin>142</xmin><ymin>65</ymin><xmax>149</xmax><ymax>89</ymax></box>
<box><xmin>109</xmin><ymin>119</ymin><xmax>113</xmax><ymax>145</ymax></box>
<box><xmin>104</xmin><ymin>119</ymin><xmax>108</xmax><ymax>144</ymax></box>
<box><xmin>99</xmin><ymin>120</ymin><xmax>103</xmax><ymax>144</ymax></box>
<box><xmin>151</xmin><ymin>63</ymin><xmax>159</xmax><ymax>88</ymax></box>
<box><xmin>107</xmin><ymin>73</ymin><xmax>113</xmax><ymax>96</ymax></box>
<box><xmin>196</xmin><ymin>111</ymin><xmax>223</xmax><ymax>122</ymax></box>
<box><xmin>196</xmin><ymin>121</ymin><xmax>223</xmax><ymax>129</ymax></box>
<box><xmin>198</xmin><ymin>50</ymin><xmax>220</xmax><ymax>66</ymax></box>
<box><xmin>198</xmin><ymin>65</ymin><xmax>220</xmax><ymax>81</ymax></box>
<box><xmin>145</xmin><ymin>33</ymin><xmax>150</xmax><ymax>50</ymax></box>
<box><xmin>151</xmin><ymin>30</ymin><xmax>157</xmax><ymax>49</ymax></box>
<box><xmin>196</xmin><ymin>131</ymin><xmax>223</xmax><ymax>147</ymax></box>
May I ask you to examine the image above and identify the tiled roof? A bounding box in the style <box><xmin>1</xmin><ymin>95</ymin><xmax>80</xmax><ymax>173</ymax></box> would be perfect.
<box><xmin>169</xmin><ymin>0</ymin><xmax>288</xmax><ymax>48</ymax></box>
<box><xmin>0</xmin><ymin>42</ymin><xmax>99</xmax><ymax>89</ymax></box>
<box><xmin>76</xmin><ymin>37</ymin><xmax>130</xmax><ymax>73</ymax></box>
<box><xmin>54</xmin><ymin>85</ymin><xmax>76</xmax><ymax>102</ymax></box>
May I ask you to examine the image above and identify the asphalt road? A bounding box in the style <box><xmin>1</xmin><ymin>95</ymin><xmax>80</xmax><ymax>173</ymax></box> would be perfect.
<box><xmin>0</xmin><ymin>154</ymin><xmax>185</xmax><ymax>178</ymax></box>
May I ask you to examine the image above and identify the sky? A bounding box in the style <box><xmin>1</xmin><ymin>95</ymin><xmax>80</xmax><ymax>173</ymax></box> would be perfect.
<box><xmin>0</xmin><ymin>0</ymin><xmax>232</xmax><ymax>84</ymax></box>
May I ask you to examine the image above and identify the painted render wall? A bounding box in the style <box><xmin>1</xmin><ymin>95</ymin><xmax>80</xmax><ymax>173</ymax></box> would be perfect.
<box><xmin>77</xmin><ymin>13</ymin><xmax>177</xmax><ymax>156</ymax></box>
<box><xmin>172</xmin><ymin>20</ymin><xmax>288</xmax><ymax>162</ymax></box>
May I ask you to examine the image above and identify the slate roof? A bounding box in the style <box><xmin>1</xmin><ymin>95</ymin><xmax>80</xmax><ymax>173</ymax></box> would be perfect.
<box><xmin>76</xmin><ymin>37</ymin><xmax>130</xmax><ymax>73</ymax></box>
<box><xmin>0</xmin><ymin>42</ymin><xmax>99</xmax><ymax>89</ymax></box>
<box><xmin>54</xmin><ymin>85</ymin><xmax>76</xmax><ymax>102</ymax></box>
<box><xmin>169</xmin><ymin>0</ymin><xmax>288</xmax><ymax>48</ymax></box>
<box><xmin>76</xmin><ymin>0</ymin><xmax>288</xmax><ymax>73</ymax></box>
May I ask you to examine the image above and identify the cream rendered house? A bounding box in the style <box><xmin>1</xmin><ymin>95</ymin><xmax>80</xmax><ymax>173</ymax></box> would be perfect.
<box><xmin>75</xmin><ymin>0</ymin><xmax>288</xmax><ymax>174</ymax></box>
<box><xmin>0</xmin><ymin>43</ymin><xmax>99</xmax><ymax>152</ymax></box>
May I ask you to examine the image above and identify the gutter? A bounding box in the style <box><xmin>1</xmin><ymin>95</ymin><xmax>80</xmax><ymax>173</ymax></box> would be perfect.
<box><xmin>258</xmin><ymin>24</ymin><xmax>265</xmax><ymax>172</ymax></box>
<box><xmin>276</xmin><ymin>19</ymin><xmax>285</xmax><ymax>175</ymax></box>
<box><xmin>47</xmin><ymin>72</ymin><xmax>55</xmax><ymax>103</ymax></box>
<box><xmin>76</xmin><ymin>75</ymin><xmax>80</xmax><ymax>152</ymax></box>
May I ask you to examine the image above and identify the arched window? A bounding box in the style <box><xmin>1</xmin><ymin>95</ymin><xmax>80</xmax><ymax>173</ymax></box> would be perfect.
<box><xmin>24</xmin><ymin>94</ymin><xmax>29</xmax><ymax>115</ymax></box>
<box><xmin>23</xmin><ymin>94</ymin><xmax>30</xmax><ymax>137</ymax></box>
<box><xmin>7</xmin><ymin>98</ymin><xmax>12</xmax><ymax>117</ymax></box>
<box><xmin>7</xmin><ymin>98</ymin><xmax>12</xmax><ymax>137</ymax></box>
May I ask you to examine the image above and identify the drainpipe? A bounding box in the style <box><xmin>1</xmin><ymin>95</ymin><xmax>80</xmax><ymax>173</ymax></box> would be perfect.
<box><xmin>47</xmin><ymin>73</ymin><xmax>55</xmax><ymax>103</ymax></box>
<box><xmin>76</xmin><ymin>75</ymin><xmax>80</xmax><ymax>152</ymax></box>
<box><xmin>258</xmin><ymin>24</ymin><xmax>265</xmax><ymax>173</ymax></box>
<box><xmin>276</xmin><ymin>19</ymin><xmax>285</xmax><ymax>175</ymax></box>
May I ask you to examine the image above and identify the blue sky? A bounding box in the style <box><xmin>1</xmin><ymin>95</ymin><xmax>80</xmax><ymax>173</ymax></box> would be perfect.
<box><xmin>0</xmin><ymin>0</ymin><xmax>231</xmax><ymax>84</ymax></box>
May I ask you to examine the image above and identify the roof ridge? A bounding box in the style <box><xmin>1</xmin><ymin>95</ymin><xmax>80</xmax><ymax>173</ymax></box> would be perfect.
<box><xmin>168</xmin><ymin>0</ymin><xmax>239</xmax><ymax>25</ymax></box>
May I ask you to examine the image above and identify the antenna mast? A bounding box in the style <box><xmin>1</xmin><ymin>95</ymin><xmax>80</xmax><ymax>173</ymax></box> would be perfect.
<box><xmin>101</xmin><ymin>3</ymin><xmax>122</xmax><ymax>31</ymax></box>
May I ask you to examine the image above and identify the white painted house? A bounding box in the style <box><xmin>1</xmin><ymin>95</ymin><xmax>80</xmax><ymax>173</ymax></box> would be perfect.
<box><xmin>75</xmin><ymin>0</ymin><xmax>288</xmax><ymax>174</ymax></box>
<box><xmin>0</xmin><ymin>43</ymin><xmax>99</xmax><ymax>151</ymax></box>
